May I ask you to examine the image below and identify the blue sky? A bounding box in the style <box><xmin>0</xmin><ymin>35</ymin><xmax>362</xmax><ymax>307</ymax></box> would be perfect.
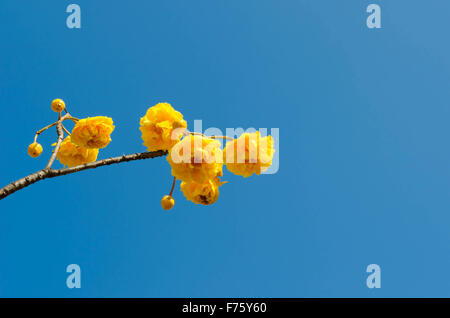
<box><xmin>1</xmin><ymin>1</ymin><xmax>450</xmax><ymax>297</ymax></box>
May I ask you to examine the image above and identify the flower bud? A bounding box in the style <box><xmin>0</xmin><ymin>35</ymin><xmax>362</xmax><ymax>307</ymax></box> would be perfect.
<box><xmin>28</xmin><ymin>142</ymin><xmax>43</xmax><ymax>158</ymax></box>
<box><xmin>161</xmin><ymin>195</ymin><xmax>175</xmax><ymax>210</ymax></box>
<box><xmin>51</xmin><ymin>99</ymin><xmax>65</xmax><ymax>112</ymax></box>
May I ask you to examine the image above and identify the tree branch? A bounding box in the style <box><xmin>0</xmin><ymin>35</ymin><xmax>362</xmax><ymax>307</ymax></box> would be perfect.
<box><xmin>0</xmin><ymin>150</ymin><xmax>168</xmax><ymax>201</ymax></box>
<box><xmin>45</xmin><ymin>121</ymin><xmax>64</xmax><ymax>169</ymax></box>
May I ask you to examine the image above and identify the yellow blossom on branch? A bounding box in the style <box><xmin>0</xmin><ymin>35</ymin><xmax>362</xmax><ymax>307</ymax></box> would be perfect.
<box><xmin>56</xmin><ymin>136</ymin><xmax>99</xmax><ymax>167</ymax></box>
<box><xmin>139</xmin><ymin>103</ymin><xmax>187</xmax><ymax>151</ymax></box>
<box><xmin>223</xmin><ymin>131</ymin><xmax>275</xmax><ymax>177</ymax></box>
<box><xmin>167</xmin><ymin>135</ymin><xmax>223</xmax><ymax>183</ymax></box>
<box><xmin>2</xmin><ymin>95</ymin><xmax>277</xmax><ymax>208</ymax></box>
<box><xmin>71</xmin><ymin>116</ymin><xmax>115</xmax><ymax>149</ymax></box>
<box><xmin>180</xmin><ymin>177</ymin><xmax>224</xmax><ymax>205</ymax></box>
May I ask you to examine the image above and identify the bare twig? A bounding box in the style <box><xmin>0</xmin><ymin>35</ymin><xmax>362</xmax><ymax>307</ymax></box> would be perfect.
<box><xmin>169</xmin><ymin>176</ymin><xmax>176</xmax><ymax>196</ymax></box>
<box><xmin>0</xmin><ymin>150</ymin><xmax>168</xmax><ymax>201</ymax></box>
<box><xmin>188</xmin><ymin>131</ymin><xmax>233</xmax><ymax>140</ymax></box>
<box><xmin>35</xmin><ymin>122</ymin><xmax>58</xmax><ymax>137</ymax></box>
<box><xmin>63</xmin><ymin>116</ymin><xmax>79</xmax><ymax>122</ymax></box>
<box><xmin>45</xmin><ymin>121</ymin><xmax>64</xmax><ymax>169</ymax></box>
<box><xmin>62</xmin><ymin>124</ymin><xmax>71</xmax><ymax>136</ymax></box>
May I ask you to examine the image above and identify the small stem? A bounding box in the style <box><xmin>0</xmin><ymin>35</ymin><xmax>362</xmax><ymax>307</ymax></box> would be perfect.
<box><xmin>189</xmin><ymin>131</ymin><xmax>233</xmax><ymax>140</ymax></box>
<box><xmin>34</xmin><ymin>122</ymin><xmax>58</xmax><ymax>142</ymax></box>
<box><xmin>64</xmin><ymin>116</ymin><xmax>79</xmax><ymax>122</ymax></box>
<box><xmin>45</xmin><ymin>122</ymin><xmax>64</xmax><ymax>169</ymax></box>
<box><xmin>32</xmin><ymin>112</ymin><xmax>73</xmax><ymax>143</ymax></box>
<box><xmin>44</xmin><ymin>113</ymin><xmax>70</xmax><ymax>170</ymax></box>
<box><xmin>62</xmin><ymin>125</ymin><xmax>71</xmax><ymax>136</ymax></box>
<box><xmin>169</xmin><ymin>176</ymin><xmax>176</xmax><ymax>196</ymax></box>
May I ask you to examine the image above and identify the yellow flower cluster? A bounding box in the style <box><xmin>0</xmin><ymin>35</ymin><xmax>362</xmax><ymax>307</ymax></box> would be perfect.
<box><xmin>139</xmin><ymin>103</ymin><xmax>187</xmax><ymax>151</ymax></box>
<box><xmin>27</xmin><ymin>98</ymin><xmax>275</xmax><ymax>211</ymax></box>
<box><xmin>140</xmin><ymin>103</ymin><xmax>276</xmax><ymax>209</ymax></box>
<box><xmin>27</xmin><ymin>99</ymin><xmax>115</xmax><ymax>169</ymax></box>
<box><xmin>61</xmin><ymin>116</ymin><xmax>114</xmax><ymax>166</ymax></box>
<box><xmin>167</xmin><ymin>135</ymin><xmax>224</xmax><ymax>206</ymax></box>
<box><xmin>71</xmin><ymin>116</ymin><xmax>115</xmax><ymax>149</ymax></box>
<box><xmin>56</xmin><ymin>137</ymin><xmax>99</xmax><ymax>167</ymax></box>
<box><xmin>140</xmin><ymin>103</ymin><xmax>226</xmax><ymax>208</ymax></box>
<box><xmin>223</xmin><ymin>131</ymin><xmax>275</xmax><ymax>177</ymax></box>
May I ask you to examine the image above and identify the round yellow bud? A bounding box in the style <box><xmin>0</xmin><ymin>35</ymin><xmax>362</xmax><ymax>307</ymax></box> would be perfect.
<box><xmin>51</xmin><ymin>99</ymin><xmax>66</xmax><ymax>112</ymax></box>
<box><xmin>161</xmin><ymin>195</ymin><xmax>175</xmax><ymax>210</ymax></box>
<box><xmin>28</xmin><ymin>142</ymin><xmax>43</xmax><ymax>158</ymax></box>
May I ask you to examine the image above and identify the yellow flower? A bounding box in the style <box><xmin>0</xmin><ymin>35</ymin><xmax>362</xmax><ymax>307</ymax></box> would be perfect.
<box><xmin>51</xmin><ymin>99</ymin><xmax>65</xmax><ymax>112</ymax></box>
<box><xmin>161</xmin><ymin>195</ymin><xmax>175</xmax><ymax>210</ymax></box>
<box><xmin>71</xmin><ymin>116</ymin><xmax>115</xmax><ymax>149</ymax></box>
<box><xmin>28</xmin><ymin>142</ymin><xmax>43</xmax><ymax>158</ymax></box>
<box><xmin>223</xmin><ymin>131</ymin><xmax>275</xmax><ymax>177</ymax></box>
<box><xmin>56</xmin><ymin>136</ymin><xmax>99</xmax><ymax>167</ymax></box>
<box><xmin>139</xmin><ymin>103</ymin><xmax>187</xmax><ymax>151</ymax></box>
<box><xmin>167</xmin><ymin>135</ymin><xmax>223</xmax><ymax>183</ymax></box>
<box><xmin>180</xmin><ymin>177</ymin><xmax>224</xmax><ymax>205</ymax></box>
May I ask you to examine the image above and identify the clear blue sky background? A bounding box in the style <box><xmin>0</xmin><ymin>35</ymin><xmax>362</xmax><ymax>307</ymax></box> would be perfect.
<box><xmin>1</xmin><ymin>1</ymin><xmax>449</xmax><ymax>297</ymax></box>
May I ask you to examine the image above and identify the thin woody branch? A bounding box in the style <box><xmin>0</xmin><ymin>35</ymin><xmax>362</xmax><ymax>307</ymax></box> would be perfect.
<box><xmin>62</xmin><ymin>124</ymin><xmax>71</xmax><ymax>136</ymax></box>
<box><xmin>0</xmin><ymin>150</ymin><xmax>168</xmax><ymax>201</ymax></box>
<box><xmin>187</xmin><ymin>131</ymin><xmax>233</xmax><ymax>140</ymax></box>
<box><xmin>45</xmin><ymin>120</ymin><xmax>64</xmax><ymax>169</ymax></box>
<box><xmin>34</xmin><ymin>122</ymin><xmax>57</xmax><ymax>142</ymax></box>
